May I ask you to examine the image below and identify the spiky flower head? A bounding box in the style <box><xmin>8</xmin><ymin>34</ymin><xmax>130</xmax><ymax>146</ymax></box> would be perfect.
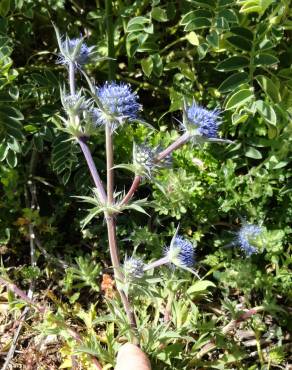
<box><xmin>54</xmin><ymin>25</ymin><xmax>95</xmax><ymax>68</ymax></box>
<box><xmin>135</xmin><ymin>144</ymin><xmax>154</xmax><ymax>169</ymax></box>
<box><xmin>165</xmin><ymin>235</ymin><xmax>195</xmax><ymax>268</ymax></box>
<box><xmin>185</xmin><ymin>103</ymin><xmax>221</xmax><ymax>139</ymax></box>
<box><xmin>58</xmin><ymin>89</ymin><xmax>101</xmax><ymax>138</ymax></box>
<box><xmin>123</xmin><ymin>257</ymin><xmax>144</xmax><ymax>279</ymax></box>
<box><xmin>132</xmin><ymin>143</ymin><xmax>171</xmax><ymax>179</ymax></box>
<box><xmin>92</xmin><ymin>82</ymin><xmax>141</xmax><ymax>131</ymax></box>
<box><xmin>186</xmin><ymin>103</ymin><xmax>220</xmax><ymax>138</ymax></box>
<box><xmin>60</xmin><ymin>89</ymin><xmax>90</xmax><ymax>115</ymax></box>
<box><xmin>56</xmin><ymin>35</ymin><xmax>95</xmax><ymax>68</ymax></box>
<box><xmin>236</xmin><ymin>223</ymin><xmax>263</xmax><ymax>256</ymax></box>
<box><xmin>143</xmin><ymin>227</ymin><xmax>199</xmax><ymax>278</ymax></box>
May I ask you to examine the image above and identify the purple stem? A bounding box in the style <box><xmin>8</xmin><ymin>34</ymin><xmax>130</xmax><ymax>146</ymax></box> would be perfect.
<box><xmin>77</xmin><ymin>137</ymin><xmax>107</xmax><ymax>204</ymax></box>
<box><xmin>143</xmin><ymin>256</ymin><xmax>169</xmax><ymax>271</ymax></box>
<box><xmin>120</xmin><ymin>175</ymin><xmax>142</xmax><ymax>206</ymax></box>
<box><xmin>155</xmin><ymin>132</ymin><xmax>190</xmax><ymax>162</ymax></box>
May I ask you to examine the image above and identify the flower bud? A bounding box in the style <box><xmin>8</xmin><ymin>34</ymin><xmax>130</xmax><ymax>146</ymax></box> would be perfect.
<box><xmin>123</xmin><ymin>257</ymin><xmax>144</xmax><ymax>279</ymax></box>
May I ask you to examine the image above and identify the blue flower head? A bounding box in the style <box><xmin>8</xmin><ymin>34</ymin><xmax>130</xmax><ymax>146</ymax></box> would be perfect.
<box><xmin>185</xmin><ymin>103</ymin><xmax>221</xmax><ymax>139</ymax></box>
<box><xmin>165</xmin><ymin>235</ymin><xmax>195</xmax><ymax>268</ymax></box>
<box><xmin>236</xmin><ymin>224</ymin><xmax>263</xmax><ymax>256</ymax></box>
<box><xmin>92</xmin><ymin>82</ymin><xmax>141</xmax><ymax>130</ymax></box>
<box><xmin>123</xmin><ymin>257</ymin><xmax>144</xmax><ymax>279</ymax></box>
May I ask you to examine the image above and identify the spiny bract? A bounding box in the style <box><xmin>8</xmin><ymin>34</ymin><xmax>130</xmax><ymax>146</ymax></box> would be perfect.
<box><xmin>58</xmin><ymin>38</ymin><xmax>94</xmax><ymax>67</ymax></box>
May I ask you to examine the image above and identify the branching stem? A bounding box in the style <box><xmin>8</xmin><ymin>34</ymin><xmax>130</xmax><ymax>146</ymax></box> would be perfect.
<box><xmin>156</xmin><ymin>132</ymin><xmax>190</xmax><ymax>162</ymax></box>
<box><xmin>120</xmin><ymin>132</ymin><xmax>191</xmax><ymax>205</ymax></box>
<box><xmin>120</xmin><ymin>175</ymin><xmax>141</xmax><ymax>206</ymax></box>
<box><xmin>105</xmin><ymin>124</ymin><xmax>139</xmax><ymax>342</ymax></box>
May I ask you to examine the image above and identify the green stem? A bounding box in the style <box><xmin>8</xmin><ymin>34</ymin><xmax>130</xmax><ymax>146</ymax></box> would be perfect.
<box><xmin>69</xmin><ymin>62</ymin><xmax>76</xmax><ymax>95</ymax></box>
<box><xmin>255</xmin><ymin>330</ymin><xmax>265</xmax><ymax>366</ymax></box>
<box><xmin>160</xmin><ymin>36</ymin><xmax>186</xmax><ymax>54</ymax></box>
<box><xmin>106</xmin><ymin>125</ymin><xmax>114</xmax><ymax>204</ymax></box>
<box><xmin>164</xmin><ymin>290</ymin><xmax>175</xmax><ymax>323</ymax></box>
<box><xmin>105</xmin><ymin>0</ymin><xmax>115</xmax><ymax>80</ymax></box>
<box><xmin>106</xmin><ymin>215</ymin><xmax>138</xmax><ymax>341</ymax></box>
<box><xmin>104</xmin><ymin>1</ymin><xmax>138</xmax><ymax>343</ymax></box>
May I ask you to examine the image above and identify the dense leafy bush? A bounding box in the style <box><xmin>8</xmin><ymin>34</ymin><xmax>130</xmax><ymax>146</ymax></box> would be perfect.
<box><xmin>0</xmin><ymin>0</ymin><xmax>291</xmax><ymax>368</ymax></box>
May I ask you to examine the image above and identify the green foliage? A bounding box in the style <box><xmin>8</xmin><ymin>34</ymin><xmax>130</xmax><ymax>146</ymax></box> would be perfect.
<box><xmin>63</xmin><ymin>255</ymin><xmax>102</xmax><ymax>294</ymax></box>
<box><xmin>0</xmin><ymin>0</ymin><xmax>291</xmax><ymax>369</ymax></box>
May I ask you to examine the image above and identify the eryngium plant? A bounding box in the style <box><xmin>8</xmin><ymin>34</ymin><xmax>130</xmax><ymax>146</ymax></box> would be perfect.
<box><xmin>54</xmin><ymin>26</ymin><xmax>262</xmax><ymax>344</ymax></box>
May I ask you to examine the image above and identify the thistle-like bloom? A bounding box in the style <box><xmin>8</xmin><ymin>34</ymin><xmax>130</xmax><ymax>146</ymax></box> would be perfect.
<box><xmin>57</xmin><ymin>37</ymin><xmax>94</xmax><ymax>67</ymax></box>
<box><xmin>93</xmin><ymin>82</ymin><xmax>141</xmax><ymax>131</ymax></box>
<box><xmin>135</xmin><ymin>144</ymin><xmax>154</xmax><ymax>170</ymax></box>
<box><xmin>133</xmin><ymin>143</ymin><xmax>171</xmax><ymax>179</ymax></box>
<box><xmin>235</xmin><ymin>224</ymin><xmax>263</xmax><ymax>256</ymax></box>
<box><xmin>61</xmin><ymin>90</ymin><xmax>90</xmax><ymax>115</ymax></box>
<box><xmin>143</xmin><ymin>229</ymin><xmax>196</xmax><ymax>274</ymax></box>
<box><xmin>165</xmin><ymin>235</ymin><xmax>195</xmax><ymax>268</ymax></box>
<box><xmin>185</xmin><ymin>103</ymin><xmax>221</xmax><ymax>139</ymax></box>
<box><xmin>123</xmin><ymin>257</ymin><xmax>144</xmax><ymax>279</ymax></box>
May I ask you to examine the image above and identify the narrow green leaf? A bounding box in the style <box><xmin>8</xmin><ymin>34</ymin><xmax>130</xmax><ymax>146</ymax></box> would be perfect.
<box><xmin>0</xmin><ymin>0</ymin><xmax>10</xmax><ymax>17</ymax></box>
<box><xmin>6</xmin><ymin>149</ymin><xmax>17</xmax><ymax>167</ymax></box>
<box><xmin>245</xmin><ymin>146</ymin><xmax>262</xmax><ymax>159</ymax></box>
<box><xmin>216</xmin><ymin>56</ymin><xmax>249</xmax><ymax>71</ymax></box>
<box><xmin>151</xmin><ymin>7</ymin><xmax>168</xmax><ymax>22</ymax></box>
<box><xmin>255</xmin><ymin>75</ymin><xmax>281</xmax><ymax>103</ymax></box>
<box><xmin>254</xmin><ymin>53</ymin><xmax>279</xmax><ymax>66</ymax></box>
<box><xmin>0</xmin><ymin>143</ymin><xmax>9</xmax><ymax>161</ymax></box>
<box><xmin>141</xmin><ymin>57</ymin><xmax>153</xmax><ymax>77</ymax></box>
<box><xmin>273</xmin><ymin>161</ymin><xmax>289</xmax><ymax>169</ymax></box>
<box><xmin>186</xmin><ymin>32</ymin><xmax>199</xmax><ymax>46</ymax></box>
<box><xmin>254</xmin><ymin>100</ymin><xmax>277</xmax><ymax>126</ymax></box>
<box><xmin>187</xmin><ymin>280</ymin><xmax>216</xmax><ymax>295</ymax></box>
<box><xmin>184</xmin><ymin>18</ymin><xmax>211</xmax><ymax>31</ymax></box>
<box><xmin>126</xmin><ymin>203</ymin><xmax>149</xmax><ymax>216</ymax></box>
<box><xmin>218</xmin><ymin>72</ymin><xmax>249</xmax><ymax>93</ymax></box>
<box><xmin>225</xmin><ymin>89</ymin><xmax>254</xmax><ymax>110</ymax></box>
<box><xmin>227</xmin><ymin>35</ymin><xmax>252</xmax><ymax>51</ymax></box>
<box><xmin>230</xmin><ymin>26</ymin><xmax>253</xmax><ymax>40</ymax></box>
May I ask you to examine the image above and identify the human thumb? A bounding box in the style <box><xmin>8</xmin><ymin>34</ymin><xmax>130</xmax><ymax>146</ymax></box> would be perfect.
<box><xmin>114</xmin><ymin>343</ymin><xmax>152</xmax><ymax>370</ymax></box>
